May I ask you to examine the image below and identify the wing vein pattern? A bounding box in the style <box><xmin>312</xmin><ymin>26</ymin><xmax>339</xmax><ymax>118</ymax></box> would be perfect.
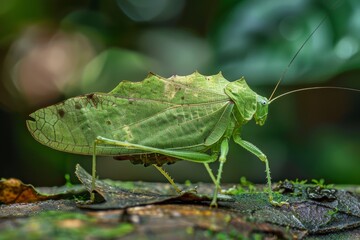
<box><xmin>27</xmin><ymin>72</ymin><xmax>233</xmax><ymax>156</ymax></box>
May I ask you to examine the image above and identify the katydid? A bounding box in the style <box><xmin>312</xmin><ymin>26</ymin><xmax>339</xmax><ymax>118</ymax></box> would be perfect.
<box><xmin>26</xmin><ymin>72</ymin><xmax>274</xmax><ymax>206</ymax></box>
<box><xmin>25</xmin><ymin>19</ymin><xmax>359</xmax><ymax>207</ymax></box>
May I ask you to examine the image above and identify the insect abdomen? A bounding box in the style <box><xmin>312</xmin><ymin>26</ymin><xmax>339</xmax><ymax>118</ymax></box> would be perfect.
<box><xmin>113</xmin><ymin>153</ymin><xmax>178</xmax><ymax>167</ymax></box>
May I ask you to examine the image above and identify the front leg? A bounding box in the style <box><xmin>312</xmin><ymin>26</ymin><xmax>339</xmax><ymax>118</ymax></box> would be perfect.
<box><xmin>233</xmin><ymin>134</ymin><xmax>287</xmax><ymax>206</ymax></box>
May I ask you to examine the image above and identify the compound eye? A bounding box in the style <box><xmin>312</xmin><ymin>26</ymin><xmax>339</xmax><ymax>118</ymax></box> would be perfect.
<box><xmin>261</xmin><ymin>100</ymin><xmax>267</xmax><ymax>105</ymax></box>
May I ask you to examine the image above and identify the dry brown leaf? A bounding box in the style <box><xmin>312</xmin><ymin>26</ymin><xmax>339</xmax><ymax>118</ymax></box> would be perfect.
<box><xmin>0</xmin><ymin>178</ymin><xmax>49</xmax><ymax>204</ymax></box>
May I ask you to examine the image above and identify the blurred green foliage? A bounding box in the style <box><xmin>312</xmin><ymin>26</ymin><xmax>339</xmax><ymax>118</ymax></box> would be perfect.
<box><xmin>0</xmin><ymin>0</ymin><xmax>359</xmax><ymax>186</ymax></box>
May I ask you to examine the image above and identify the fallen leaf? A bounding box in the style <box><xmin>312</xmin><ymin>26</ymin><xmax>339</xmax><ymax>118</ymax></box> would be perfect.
<box><xmin>0</xmin><ymin>178</ymin><xmax>86</xmax><ymax>204</ymax></box>
<box><xmin>75</xmin><ymin>164</ymin><xmax>211</xmax><ymax>209</ymax></box>
<box><xmin>0</xmin><ymin>178</ymin><xmax>49</xmax><ymax>204</ymax></box>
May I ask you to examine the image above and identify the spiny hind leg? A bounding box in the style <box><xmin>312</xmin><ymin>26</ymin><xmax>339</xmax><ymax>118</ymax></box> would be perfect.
<box><xmin>233</xmin><ymin>135</ymin><xmax>287</xmax><ymax>206</ymax></box>
<box><xmin>153</xmin><ymin>164</ymin><xmax>182</xmax><ymax>193</ymax></box>
<box><xmin>93</xmin><ymin>136</ymin><xmax>218</xmax><ymax>198</ymax></box>
<box><xmin>90</xmin><ymin>139</ymin><xmax>182</xmax><ymax>201</ymax></box>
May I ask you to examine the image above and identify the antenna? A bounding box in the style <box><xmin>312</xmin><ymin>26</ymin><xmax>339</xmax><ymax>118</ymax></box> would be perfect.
<box><xmin>268</xmin><ymin>17</ymin><xmax>327</xmax><ymax>101</ymax></box>
<box><xmin>269</xmin><ymin>86</ymin><xmax>360</xmax><ymax>104</ymax></box>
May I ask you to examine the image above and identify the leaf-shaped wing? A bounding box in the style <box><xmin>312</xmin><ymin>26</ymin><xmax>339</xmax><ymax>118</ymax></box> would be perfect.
<box><xmin>110</xmin><ymin>71</ymin><xmax>229</xmax><ymax>104</ymax></box>
<box><xmin>27</xmin><ymin>73</ymin><xmax>234</xmax><ymax>156</ymax></box>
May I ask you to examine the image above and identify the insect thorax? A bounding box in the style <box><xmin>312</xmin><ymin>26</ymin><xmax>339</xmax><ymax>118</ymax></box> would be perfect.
<box><xmin>225</xmin><ymin>78</ymin><xmax>269</xmax><ymax>126</ymax></box>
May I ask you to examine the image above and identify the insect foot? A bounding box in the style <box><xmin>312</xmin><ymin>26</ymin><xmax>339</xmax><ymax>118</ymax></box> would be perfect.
<box><xmin>210</xmin><ymin>199</ymin><xmax>218</xmax><ymax>208</ymax></box>
<box><xmin>75</xmin><ymin>198</ymin><xmax>95</xmax><ymax>205</ymax></box>
<box><xmin>270</xmin><ymin>199</ymin><xmax>289</xmax><ymax>207</ymax></box>
<box><xmin>268</xmin><ymin>193</ymin><xmax>289</xmax><ymax>207</ymax></box>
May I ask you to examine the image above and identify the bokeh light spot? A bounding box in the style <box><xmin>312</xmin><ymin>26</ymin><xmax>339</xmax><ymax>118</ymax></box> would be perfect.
<box><xmin>335</xmin><ymin>36</ymin><xmax>359</xmax><ymax>60</ymax></box>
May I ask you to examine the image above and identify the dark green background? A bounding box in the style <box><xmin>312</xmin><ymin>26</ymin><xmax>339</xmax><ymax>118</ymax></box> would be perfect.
<box><xmin>0</xmin><ymin>0</ymin><xmax>359</xmax><ymax>186</ymax></box>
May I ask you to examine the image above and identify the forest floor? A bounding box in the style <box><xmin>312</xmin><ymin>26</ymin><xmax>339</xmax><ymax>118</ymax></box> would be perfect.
<box><xmin>1</xmin><ymin>164</ymin><xmax>359</xmax><ymax>239</ymax></box>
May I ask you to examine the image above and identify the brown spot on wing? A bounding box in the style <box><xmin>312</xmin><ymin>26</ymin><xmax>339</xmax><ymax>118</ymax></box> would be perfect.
<box><xmin>86</xmin><ymin>93</ymin><xmax>99</xmax><ymax>107</ymax></box>
<box><xmin>58</xmin><ymin>109</ymin><xmax>65</xmax><ymax>118</ymax></box>
<box><xmin>75</xmin><ymin>102</ymin><xmax>82</xmax><ymax>110</ymax></box>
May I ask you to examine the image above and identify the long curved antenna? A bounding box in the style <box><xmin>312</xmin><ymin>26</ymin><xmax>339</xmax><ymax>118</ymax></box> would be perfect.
<box><xmin>268</xmin><ymin>17</ymin><xmax>327</xmax><ymax>101</ymax></box>
<box><xmin>269</xmin><ymin>86</ymin><xmax>360</xmax><ymax>104</ymax></box>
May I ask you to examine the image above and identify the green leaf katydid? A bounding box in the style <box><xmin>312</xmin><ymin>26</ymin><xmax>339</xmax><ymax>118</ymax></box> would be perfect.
<box><xmin>25</xmin><ymin>18</ymin><xmax>360</xmax><ymax>207</ymax></box>
<box><xmin>27</xmin><ymin>71</ymin><xmax>275</xmax><ymax>206</ymax></box>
